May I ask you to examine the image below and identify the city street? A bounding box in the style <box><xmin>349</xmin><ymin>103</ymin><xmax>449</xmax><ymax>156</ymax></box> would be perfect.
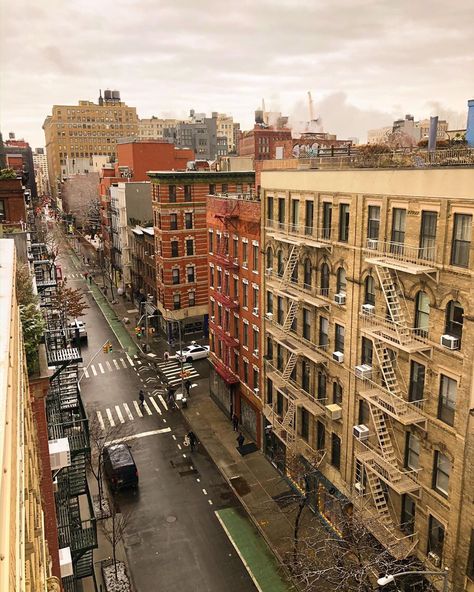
<box><xmin>62</xmin><ymin>253</ymin><xmax>258</xmax><ymax>592</ymax></box>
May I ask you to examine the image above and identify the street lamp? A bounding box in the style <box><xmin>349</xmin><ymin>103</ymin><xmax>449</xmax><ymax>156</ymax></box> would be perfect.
<box><xmin>378</xmin><ymin>568</ymin><xmax>449</xmax><ymax>592</ymax></box>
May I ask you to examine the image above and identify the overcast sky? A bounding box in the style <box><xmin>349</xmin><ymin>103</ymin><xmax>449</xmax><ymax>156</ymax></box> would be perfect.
<box><xmin>0</xmin><ymin>0</ymin><xmax>472</xmax><ymax>148</ymax></box>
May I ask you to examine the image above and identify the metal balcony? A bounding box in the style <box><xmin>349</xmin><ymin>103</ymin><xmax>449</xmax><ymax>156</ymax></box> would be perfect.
<box><xmin>364</xmin><ymin>239</ymin><xmax>438</xmax><ymax>280</ymax></box>
<box><xmin>212</xmin><ymin>289</ymin><xmax>239</xmax><ymax>310</ymax></box>
<box><xmin>266</xmin><ymin>319</ymin><xmax>327</xmax><ymax>366</ymax></box>
<box><xmin>210</xmin><ymin>354</ymin><xmax>239</xmax><ymax>384</ymax></box>
<box><xmin>213</xmin><ymin>252</ymin><xmax>239</xmax><ymax>270</ymax></box>
<box><xmin>265</xmin><ymin>270</ymin><xmax>330</xmax><ymax>310</ymax></box>
<box><xmin>357</xmin><ymin>383</ymin><xmax>426</xmax><ymax>426</ymax></box>
<box><xmin>359</xmin><ymin>312</ymin><xmax>432</xmax><ymax>354</ymax></box>
<box><xmin>265</xmin><ymin>219</ymin><xmax>332</xmax><ymax>251</ymax></box>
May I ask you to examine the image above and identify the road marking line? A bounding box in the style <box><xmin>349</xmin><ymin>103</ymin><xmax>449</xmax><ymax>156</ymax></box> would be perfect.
<box><xmin>126</xmin><ymin>355</ymin><xmax>134</xmax><ymax>367</ymax></box>
<box><xmin>106</xmin><ymin>361</ymin><xmax>112</xmax><ymax>372</ymax></box>
<box><xmin>105</xmin><ymin>427</ymin><xmax>171</xmax><ymax>445</ymax></box>
<box><xmin>91</xmin><ymin>365</ymin><xmax>97</xmax><ymax>376</ymax></box>
<box><xmin>149</xmin><ymin>397</ymin><xmax>162</xmax><ymax>416</ymax></box>
<box><xmin>106</xmin><ymin>408</ymin><xmax>115</xmax><ymax>427</ymax></box>
<box><xmin>115</xmin><ymin>405</ymin><xmax>125</xmax><ymax>424</ymax></box>
<box><xmin>84</xmin><ymin>369</ymin><xmax>90</xmax><ymax>379</ymax></box>
<box><xmin>208</xmin><ymin>500</ymin><xmax>213</xmax><ymax>506</ymax></box>
<box><xmin>172</xmin><ymin>434</ymin><xmax>176</xmax><ymax>440</ymax></box>
<box><xmin>142</xmin><ymin>400</ymin><xmax>152</xmax><ymax>416</ymax></box>
<box><xmin>215</xmin><ymin>512</ymin><xmax>263</xmax><ymax>592</ymax></box>
<box><xmin>197</xmin><ymin>478</ymin><xmax>200</xmax><ymax>483</ymax></box>
<box><xmin>202</xmin><ymin>488</ymin><xmax>207</xmax><ymax>495</ymax></box>
<box><xmin>137</xmin><ymin>360</ymin><xmax>142</xmax><ymax>365</ymax></box>
<box><xmin>182</xmin><ymin>453</ymin><xmax>187</xmax><ymax>458</ymax></box>
<box><xmin>120</xmin><ymin>358</ymin><xmax>127</xmax><ymax>368</ymax></box>
<box><xmin>158</xmin><ymin>395</ymin><xmax>168</xmax><ymax>411</ymax></box>
<box><xmin>133</xmin><ymin>401</ymin><xmax>143</xmax><ymax>417</ymax></box>
<box><xmin>113</xmin><ymin>359</ymin><xmax>120</xmax><ymax>370</ymax></box>
<box><xmin>98</xmin><ymin>363</ymin><xmax>105</xmax><ymax>374</ymax></box>
<box><xmin>96</xmin><ymin>411</ymin><xmax>105</xmax><ymax>430</ymax></box>
<box><xmin>177</xmin><ymin>444</ymin><xmax>182</xmax><ymax>450</ymax></box>
<box><xmin>123</xmin><ymin>403</ymin><xmax>134</xmax><ymax>421</ymax></box>
<box><xmin>163</xmin><ymin>419</ymin><xmax>167</xmax><ymax>423</ymax></box>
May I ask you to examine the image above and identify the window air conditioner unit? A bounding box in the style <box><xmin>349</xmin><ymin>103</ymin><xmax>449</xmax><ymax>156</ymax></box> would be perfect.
<box><xmin>333</xmin><ymin>351</ymin><xmax>344</xmax><ymax>363</ymax></box>
<box><xmin>59</xmin><ymin>547</ymin><xmax>74</xmax><ymax>578</ymax></box>
<box><xmin>243</xmin><ymin>261</ymin><xmax>248</xmax><ymax>267</ymax></box>
<box><xmin>427</xmin><ymin>551</ymin><xmax>441</xmax><ymax>568</ymax></box>
<box><xmin>254</xmin><ymin>388</ymin><xmax>259</xmax><ymax>395</ymax></box>
<box><xmin>361</xmin><ymin>303</ymin><xmax>375</xmax><ymax>316</ymax></box>
<box><xmin>355</xmin><ymin>364</ymin><xmax>372</xmax><ymax>379</ymax></box>
<box><xmin>48</xmin><ymin>438</ymin><xmax>71</xmax><ymax>471</ymax></box>
<box><xmin>367</xmin><ymin>238</ymin><xmax>378</xmax><ymax>250</ymax></box>
<box><xmin>53</xmin><ymin>478</ymin><xmax>59</xmax><ymax>493</ymax></box>
<box><xmin>210</xmin><ymin>315</ymin><xmax>215</xmax><ymax>321</ymax></box>
<box><xmin>253</xmin><ymin>349</ymin><xmax>259</xmax><ymax>356</ymax></box>
<box><xmin>253</xmin><ymin>307</ymin><xmax>259</xmax><ymax>315</ymax></box>
<box><xmin>325</xmin><ymin>404</ymin><xmax>342</xmax><ymax>420</ymax></box>
<box><xmin>265</xmin><ymin>312</ymin><xmax>273</xmax><ymax>321</ymax></box>
<box><xmin>354</xmin><ymin>482</ymin><xmax>364</xmax><ymax>494</ymax></box>
<box><xmin>440</xmin><ymin>334</ymin><xmax>459</xmax><ymax>350</ymax></box>
<box><xmin>334</xmin><ymin>293</ymin><xmax>346</xmax><ymax>305</ymax></box>
<box><xmin>353</xmin><ymin>424</ymin><xmax>370</xmax><ymax>441</ymax></box>
<box><xmin>217</xmin><ymin>285</ymin><xmax>222</xmax><ymax>291</ymax></box>
<box><xmin>266</xmin><ymin>267</ymin><xmax>273</xmax><ymax>274</ymax></box>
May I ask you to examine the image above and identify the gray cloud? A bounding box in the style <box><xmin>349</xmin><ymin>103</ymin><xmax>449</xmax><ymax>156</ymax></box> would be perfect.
<box><xmin>0</xmin><ymin>0</ymin><xmax>472</xmax><ymax>147</ymax></box>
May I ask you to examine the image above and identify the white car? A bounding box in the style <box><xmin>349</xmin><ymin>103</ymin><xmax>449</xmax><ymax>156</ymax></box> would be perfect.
<box><xmin>175</xmin><ymin>343</ymin><xmax>210</xmax><ymax>362</ymax></box>
<box><xmin>69</xmin><ymin>319</ymin><xmax>88</xmax><ymax>342</ymax></box>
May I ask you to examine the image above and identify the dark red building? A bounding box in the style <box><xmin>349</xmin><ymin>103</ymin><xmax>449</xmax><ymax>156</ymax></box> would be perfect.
<box><xmin>238</xmin><ymin>125</ymin><xmax>292</xmax><ymax>161</ymax></box>
<box><xmin>0</xmin><ymin>177</ymin><xmax>27</xmax><ymax>224</ymax></box>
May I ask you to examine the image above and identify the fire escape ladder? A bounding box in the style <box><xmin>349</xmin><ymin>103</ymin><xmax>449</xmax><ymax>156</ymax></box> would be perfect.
<box><xmin>375</xmin><ymin>266</ymin><xmax>412</xmax><ymax>345</ymax></box>
<box><xmin>282</xmin><ymin>352</ymin><xmax>298</xmax><ymax>381</ymax></box>
<box><xmin>282</xmin><ymin>300</ymin><xmax>299</xmax><ymax>332</ymax></box>
<box><xmin>281</xmin><ymin>398</ymin><xmax>296</xmax><ymax>448</ymax></box>
<box><xmin>280</xmin><ymin>245</ymin><xmax>301</xmax><ymax>287</ymax></box>
<box><xmin>369</xmin><ymin>405</ymin><xmax>399</xmax><ymax>479</ymax></box>
<box><xmin>373</xmin><ymin>339</ymin><xmax>408</xmax><ymax>416</ymax></box>
<box><xmin>365</xmin><ymin>470</ymin><xmax>393</xmax><ymax>528</ymax></box>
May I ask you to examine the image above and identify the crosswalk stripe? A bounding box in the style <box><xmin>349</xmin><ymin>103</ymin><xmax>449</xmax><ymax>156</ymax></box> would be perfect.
<box><xmin>137</xmin><ymin>360</ymin><xmax>142</xmax><ymax>365</ymax></box>
<box><xmin>120</xmin><ymin>358</ymin><xmax>127</xmax><ymax>368</ymax></box>
<box><xmin>91</xmin><ymin>365</ymin><xmax>97</xmax><ymax>376</ymax></box>
<box><xmin>106</xmin><ymin>361</ymin><xmax>112</xmax><ymax>372</ymax></box>
<box><xmin>106</xmin><ymin>408</ymin><xmax>115</xmax><ymax>427</ymax></box>
<box><xmin>133</xmin><ymin>400</ymin><xmax>143</xmax><ymax>418</ymax></box>
<box><xmin>149</xmin><ymin>397</ymin><xmax>162</xmax><ymax>415</ymax></box>
<box><xmin>126</xmin><ymin>355</ymin><xmax>134</xmax><ymax>367</ymax></box>
<box><xmin>96</xmin><ymin>411</ymin><xmax>105</xmax><ymax>430</ymax></box>
<box><xmin>142</xmin><ymin>400</ymin><xmax>152</xmax><ymax>416</ymax></box>
<box><xmin>115</xmin><ymin>405</ymin><xmax>125</xmax><ymax>424</ymax></box>
<box><xmin>113</xmin><ymin>359</ymin><xmax>120</xmax><ymax>370</ymax></box>
<box><xmin>98</xmin><ymin>363</ymin><xmax>105</xmax><ymax>374</ymax></box>
<box><xmin>158</xmin><ymin>394</ymin><xmax>168</xmax><ymax>411</ymax></box>
<box><xmin>84</xmin><ymin>369</ymin><xmax>89</xmax><ymax>379</ymax></box>
<box><xmin>123</xmin><ymin>403</ymin><xmax>134</xmax><ymax>421</ymax></box>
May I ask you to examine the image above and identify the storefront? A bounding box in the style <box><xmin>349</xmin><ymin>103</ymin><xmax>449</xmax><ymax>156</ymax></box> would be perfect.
<box><xmin>239</xmin><ymin>395</ymin><xmax>258</xmax><ymax>443</ymax></box>
<box><xmin>209</xmin><ymin>367</ymin><xmax>233</xmax><ymax>417</ymax></box>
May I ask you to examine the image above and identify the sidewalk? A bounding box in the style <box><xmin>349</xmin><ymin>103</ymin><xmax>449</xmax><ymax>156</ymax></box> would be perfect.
<box><xmin>66</xmin><ymin>240</ymin><xmax>306</xmax><ymax>587</ymax></box>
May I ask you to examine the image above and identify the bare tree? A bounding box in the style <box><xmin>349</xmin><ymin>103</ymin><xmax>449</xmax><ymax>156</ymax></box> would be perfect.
<box><xmin>49</xmin><ymin>277</ymin><xmax>89</xmax><ymax>321</ymax></box>
<box><xmin>101</xmin><ymin>501</ymin><xmax>134</xmax><ymax>580</ymax></box>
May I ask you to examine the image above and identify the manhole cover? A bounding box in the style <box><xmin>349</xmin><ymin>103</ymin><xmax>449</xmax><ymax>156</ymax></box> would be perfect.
<box><xmin>166</xmin><ymin>515</ymin><xmax>177</xmax><ymax>523</ymax></box>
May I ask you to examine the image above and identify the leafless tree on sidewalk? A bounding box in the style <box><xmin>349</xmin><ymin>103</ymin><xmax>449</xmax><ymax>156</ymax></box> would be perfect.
<box><xmin>100</xmin><ymin>500</ymin><xmax>134</xmax><ymax>580</ymax></box>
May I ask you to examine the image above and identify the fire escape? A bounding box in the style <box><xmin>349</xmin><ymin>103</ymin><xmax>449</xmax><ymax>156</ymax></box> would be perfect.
<box><xmin>210</xmin><ymin>201</ymin><xmax>240</xmax><ymax>385</ymax></box>
<box><xmin>354</xmin><ymin>241</ymin><xmax>436</xmax><ymax>560</ymax></box>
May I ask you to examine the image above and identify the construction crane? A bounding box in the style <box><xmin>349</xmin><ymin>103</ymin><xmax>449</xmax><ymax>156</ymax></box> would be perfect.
<box><xmin>306</xmin><ymin>91</ymin><xmax>321</xmax><ymax>133</ymax></box>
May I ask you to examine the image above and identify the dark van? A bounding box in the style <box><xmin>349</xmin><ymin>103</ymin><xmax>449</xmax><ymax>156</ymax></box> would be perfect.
<box><xmin>103</xmin><ymin>443</ymin><xmax>139</xmax><ymax>492</ymax></box>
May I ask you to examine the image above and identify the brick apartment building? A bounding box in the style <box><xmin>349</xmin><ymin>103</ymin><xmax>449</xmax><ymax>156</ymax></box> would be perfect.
<box><xmin>0</xmin><ymin>176</ymin><xmax>27</xmax><ymax>224</ymax></box>
<box><xmin>130</xmin><ymin>226</ymin><xmax>156</xmax><ymax>305</ymax></box>
<box><xmin>207</xmin><ymin>190</ymin><xmax>262</xmax><ymax>444</ymax></box>
<box><xmin>239</xmin><ymin>125</ymin><xmax>292</xmax><ymax>161</ymax></box>
<box><xmin>148</xmin><ymin>171</ymin><xmax>255</xmax><ymax>341</ymax></box>
<box><xmin>261</xmin><ymin>163</ymin><xmax>474</xmax><ymax>591</ymax></box>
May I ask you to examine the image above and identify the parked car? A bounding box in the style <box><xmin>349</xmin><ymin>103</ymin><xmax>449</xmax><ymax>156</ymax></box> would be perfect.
<box><xmin>69</xmin><ymin>318</ymin><xmax>88</xmax><ymax>342</ymax></box>
<box><xmin>103</xmin><ymin>443</ymin><xmax>139</xmax><ymax>493</ymax></box>
<box><xmin>175</xmin><ymin>342</ymin><xmax>210</xmax><ymax>363</ymax></box>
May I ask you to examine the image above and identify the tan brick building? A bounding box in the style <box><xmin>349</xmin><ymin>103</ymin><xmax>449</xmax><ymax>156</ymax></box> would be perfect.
<box><xmin>261</xmin><ymin>166</ymin><xmax>474</xmax><ymax>591</ymax></box>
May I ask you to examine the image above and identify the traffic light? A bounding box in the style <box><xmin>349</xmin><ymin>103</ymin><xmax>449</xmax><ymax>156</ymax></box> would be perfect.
<box><xmin>135</xmin><ymin>326</ymin><xmax>142</xmax><ymax>338</ymax></box>
<box><xmin>102</xmin><ymin>341</ymin><xmax>112</xmax><ymax>353</ymax></box>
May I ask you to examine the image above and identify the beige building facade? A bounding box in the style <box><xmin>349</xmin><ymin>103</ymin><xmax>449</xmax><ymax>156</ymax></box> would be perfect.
<box><xmin>261</xmin><ymin>167</ymin><xmax>474</xmax><ymax>591</ymax></box>
<box><xmin>138</xmin><ymin>116</ymin><xmax>181</xmax><ymax>140</ymax></box>
<box><xmin>0</xmin><ymin>240</ymin><xmax>60</xmax><ymax>592</ymax></box>
<box><xmin>217</xmin><ymin>113</ymin><xmax>235</xmax><ymax>152</ymax></box>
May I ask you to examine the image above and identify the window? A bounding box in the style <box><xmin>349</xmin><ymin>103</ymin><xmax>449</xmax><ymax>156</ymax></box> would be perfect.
<box><xmin>319</xmin><ymin>317</ymin><xmax>328</xmax><ymax>347</ymax></box>
<box><xmin>209</xmin><ymin>267</ymin><xmax>214</xmax><ymax>287</ymax></box>
<box><xmin>266</xmin><ymin>291</ymin><xmax>273</xmax><ymax>314</ymax></box>
<box><xmin>303</xmin><ymin>308</ymin><xmax>311</xmax><ymax>340</ymax></box>
<box><xmin>243</xmin><ymin>360</ymin><xmax>249</xmax><ymax>384</ymax></box>
<box><xmin>233</xmin><ymin>238</ymin><xmax>238</xmax><ymax>258</ymax></box>
<box><xmin>316</xmin><ymin>420</ymin><xmax>325</xmax><ymax>450</ymax></box>
<box><xmin>420</xmin><ymin>211</ymin><xmax>437</xmax><ymax>260</ymax></box>
<box><xmin>409</xmin><ymin>361</ymin><xmax>425</xmax><ymax>402</ymax></box>
<box><xmin>185</xmin><ymin>213</ymin><xmax>193</xmax><ymax>229</ymax></box>
<box><xmin>209</xmin><ymin>231</ymin><xmax>214</xmax><ymax>253</ymax></box>
<box><xmin>242</xmin><ymin>241</ymin><xmax>248</xmax><ymax>265</ymax></box>
<box><xmin>169</xmin><ymin>185</ymin><xmax>176</xmax><ymax>202</ymax></box>
<box><xmin>433</xmin><ymin>451</ymin><xmax>451</xmax><ymax>496</ymax></box>
<box><xmin>336</xmin><ymin>267</ymin><xmax>346</xmax><ymax>294</ymax></box>
<box><xmin>277</xmin><ymin>296</ymin><xmax>284</xmax><ymax>324</ymax></box>
<box><xmin>333</xmin><ymin>382</ymin><xmax>342</xmax><ymax>404</ymax></box>
<box><xmin>405</xmin><ymin>432</ymin><xmax>420</xmax><ymax>470</ymax></box>
<box><xmin>322</xmin><ymin>202</ymin><xmax>332</xmax><ymax>239</ymax></box>
<box><xmin>317</xmin><ymin>371</ymin><xmax>327</xmax><ymax>400</ymax></box>
<box><xmin>451</xmin><ymin>213</ymin><xmax>472</xmax><ymax>267</ymax></box>
<box><xmin>252</xmin><ymin>286</ymin><xmax>258</xmax><ymax>311</ymax></box>
<box><xmin>278</xmin><ymin>198</ymin><xmax>285</xmax><ymax>224</ymax></box>
<box><xmin>172</xmin><ymin>268</ymin><xmax>180</xmax><ymax>285</ymax></box>
<box><xmin>364</xmin><ymin>275</ymin><xmax>375</xmax><ymax>305</ymax></box>
<box><xmin>367</xmin><ymin>205</ymin><xmax>380</xmax><ymax>242</ymax></box>
<box><xmin>276</xmin><ymin>390</ymin><xmax>283</xmax><ymax>415</ymax></box>
<box><xmin>391</xmin><ymin>208</ymin><xmax>406</xmax><ymax>252</ymax></box>
<box><xmin>221</xmin><ymin>183</ymin><xmax>228</xmax><ymax>194</ymax></box>
<box><xmin>300</xmin><ymin>407</ymin><xmax>309</xmax><ymax>440</ymax></box>
<box><xmin>291</xmin><ymin>259</ymin><xmax>298</xmax><ymax>283</ymax></box>
<box><xmin>266</xmin><ymin>247</ymin><xmax>273</xmax><ymax>270</ymax></box>
<box><xmin>428</xmin><ymin>515</ymin><xmax>445</xmax><ymax>558</ymax></box>
<box><xmin>331</xmin><ymin>433</ymin><xmax>341</xmax><ymax>469</ymax></box>
<box><xmin>253</xmin><ymin>327</ymin><xmax>259</xmax><ymax>352</ymax></box>
<box><xmin>252</xmin><ymin>244</ymin><xmax>258</xmax><ymax>271</ymax></box>
<box><xmin>242</xmin><ymin>283</ymin><xmax>248</xmax><ymax>308</ymax></box>
<box><xmin>305</xmin><ymin>200</ymin><xmax>314</xmax><ymax>234</ymax></box>
<box><xmin>266</xmin><ymin>336</ymin><xmax>273</xmax><ymax>362</ymax></box>
<box><xmin>187</xmin><ymin>266</ymin><xmax>195</xmax><ymax>283</ymax></box>
<box><xmin>415</xmin><ymin>291</ymin><xmax>430</xmax><ymax>336</ymax></box>
<box><xmin>361</xmin><ymin>337</ymin><xmax>373</xmax><ymax>365</ymax></box>
<box><xmin>173</xmin><ymin>293</ymin><xmax>181</xmax><ymax>309</ymax></box>
<box><xmin>189</xmin><ymin>291</ymin><xmax>195</xmax><ymax>306</ymax></box>
<box><xmin>243</xmin><ymin>322</ymin><xmax>248</xmax><ymax>347</ymax></box>
<box><xmin>267</xmin><ymin>196</ymin><xmax>274</xmax><ymax>221</ymax></box>
<box><xmin>338</xmin><ymin>204</ymin><xmax>350</xmax><ymax>242</ymax></box>
<box><xmin>303</xmin><ymin>258</ymin><xmax>312</xmax><ymax>289</ymax></box>
<box><xmin>170</xmin><ymin>213</ymin><xmax>178</xmax><ymax>230</ymax></box>
<box><xmin>209</xmin><ymin>184</ymin><xmax>216</xmax><ymax>195</ymax></box>
<box><xmin>291</xmin><ymin>199</ymin><xmax>299</xmax><ymax>232</ymax></box>
<box><xmin>277</xmin><ymin>249</ymin><xmax>284</xmax><ymax>276</ymax></box>
<box><xmin>358</xmin><ymin>400</ymin><xmax>370</xmax><ymax>424</ymax></box>
<box><xmin>401</xmin><ymin>495</ymin><xmax>416</xmax><ymax>536</ymax></box>
<box><xmin>184</xmin><ymin>185</ymin><xmax>192</xmax><ymax>201</ymax></box>
<box><xmin>467</xmin><ymin>530</ymin><xmax>474</xmax><ymax>580</ymax></box>
<box><xmin>438</xmin><ymin>375</ymin><xmax>457</xmax><ymax>426</ymax></box>
<box><xmin>335</xmin><ymin>324</ymin><xmax>345</xmax><ymax>353</ymax></box>
<box><xmin>253</xmin><ymin>368</ymin><xmax>259</xmax><ymax>391</ymax></box>
<box><xmin>171</xmin><ymin>240</ymin><xmax>179</xmax><ymax>257</ymax></box>
<box><xmin>186</xmin><ymin>239</ymin><xmax>194</xmax><ymax>256</ymax></box>
<box><xmin>320</xmin><ymin>263</ymin><xmax>330</xmax><ymax>296</ymax></box>
<box><xmin>445</xmin><ymin>300</ymin><xmax>464</xmax><ymax>344</ymax></box>
<box><xmin>276</xmin><ymin>344</ymin><xmax>283</xmax><ymax>371</ymax></box>
<box><xmin>267</xmin><ymin>378</ymin><xmax>273</xmax><ymax>405</ymax></box>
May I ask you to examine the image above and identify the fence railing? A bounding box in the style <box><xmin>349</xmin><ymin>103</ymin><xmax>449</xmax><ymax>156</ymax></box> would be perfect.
<box><xmin>365</xmin><ymin>238</ymin><xmax>437</xmax><ymax>264</ymax></box>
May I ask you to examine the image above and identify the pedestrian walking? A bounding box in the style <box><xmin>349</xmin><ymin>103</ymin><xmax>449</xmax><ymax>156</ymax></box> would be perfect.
<box><xmin>236</xmin><ymin>432</ymin><xmax>245</xmax><ymax>449</ymax></box>
<box><xmin>84</xmin><ymin>271</ymin><xmax>89</xmax><ymax>281</ymax></box>
<box><xmin>188</xmin><ymin>431</ymin><xmax>197</xmax><ymax>452</ymax></box>
<box><xmin>232</xmin><ymin>413</ymin><xmax>239</xmax><ymax>431</ymax></box>
<box><xmin>167</xmin><ymin>386</ymin><xmax>176</xmax><ymax>407</ymax></box>
<box><xmin>184</xmin><ymin>379</ymin><xmax>191</xmax><ymax>397</ymax></box>
<box><xmin>138</xmin><ymin>389</ymin><xmax>145</xmax><ymax>408</ymax></box>
<box><xmin>88</xmin><ymin>274</ymin><xmax>92</xmax><ymax>285</ymax></box>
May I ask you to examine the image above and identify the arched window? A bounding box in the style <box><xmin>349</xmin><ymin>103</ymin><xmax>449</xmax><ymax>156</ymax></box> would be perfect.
<box><xmin>320</xmin><ymin>263</ymin><xmax>330</xmax><ymax>296</ymax></box>
<box><xmin>304</xmin><ymin>258</ymin><xmax>312</xmax><ymax>289</ymax></box>
<box><xmin>266</xmin><ymin>247</ymin><xmax>273</xmax><ymax>270</ymax></box>
<box><xmin>364</xmin><ymin>275</ymin><xmax>375</xmax><ymax>306</ymax></box>
<box><xmin>291</xmin><ymin>259</ymin><xmax>298</xmax><ymax>283</ymax></box>
<box><xmin>277</xmin><ymin>249</ymin><xmax>284</xmax><ymax>276</ymax></box>
<box><xmin>336</xmin><ymin>267</ymin><xmax>347</xmax><ymax>294</ymax></box>
<box><xmin>445</xmin><ymin>301</ymin><xmax>464</xmax><ymax>344</ymax></box>
<box><xmin>415</xmin><ymin>291</ymin><xmax>430</xmax><ymax>336</ymax></box>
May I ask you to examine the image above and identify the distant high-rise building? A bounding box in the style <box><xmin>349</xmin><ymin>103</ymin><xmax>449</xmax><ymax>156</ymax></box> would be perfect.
<box><xmin>33</xmin><ymin>147</ymin><xmax>50</xmax><ymax>196</ymax></box>
<box><xmin>43</xmin><ymin>90</ymin><xmax>139</xmax><ymax>203</ymax></box>
<box><xmin>138</xmin><ymin>116</ymin><xmax>182</xmax><ymax>140</ymax></box>
<box><xmin>4</xmin><ymin>133</ymin><xmax>37</xmax><ymax>198</ymax></box>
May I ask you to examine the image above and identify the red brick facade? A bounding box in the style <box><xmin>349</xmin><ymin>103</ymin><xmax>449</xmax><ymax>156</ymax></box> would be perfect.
<box><xmin>117</xmin><ymin>141</ymin><xmax>194</xmax><ymax>182</ymax></box>
<box><xmin>207</xmin><ymin>193</ymin><xmax>263</xmax><ymax>445</ymax></box>
<box><xmin>0</xmin><ymin>178</ymin><xmax>26</xmax><ymax>223</ymax></box>
<box><xmin>238</xmin><ymin>126</ymin><xmax>292</xmax><ymax>161</ymax></box>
